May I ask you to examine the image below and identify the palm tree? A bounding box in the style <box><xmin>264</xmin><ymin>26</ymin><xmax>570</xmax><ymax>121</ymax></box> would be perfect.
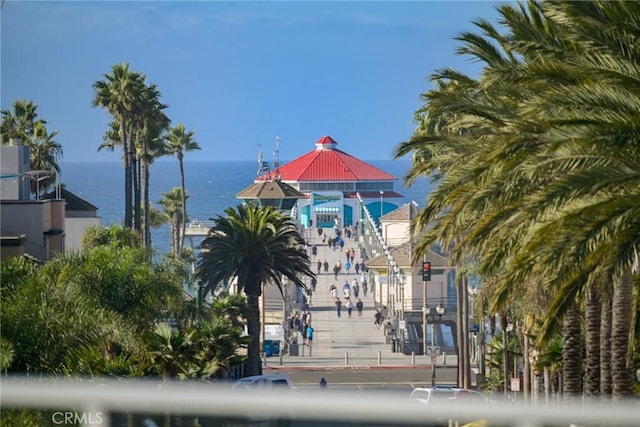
<box><xmin>164</xmin><ymin>124</ymin><xmax>200</xmax><ymax>258</ymax></box>
<box><xmin>395</xmin><ymin>0</ymin><xmax>639</xmax><ymax>398</ymax></box>
<box><xmin>158</xmin><ymin>187</ymin><xmax>188</xmax><ymax>256</ymax></box>
<box><xmin>1</xmin><ymin>100</ymin><xmax>63</xmax><ymax>198</ymax></box>
<box><xmin>28</xmin><ymin>120</ymin><xmax>63</xmax><ymax>197</ymax></box>
<box><xmin>92</xmin><ymin>63</ymin><xmax>146</xmax><ymax>229</ymax></box>
<box><xmin>0</xmin><ymin>99</ymin><xmax>39</xmax><ymax>144</ymax></box>
<box><xmin>196</xmin><ymin>204</ymin><xmax>314</xmax><ymax>376</ymax></box>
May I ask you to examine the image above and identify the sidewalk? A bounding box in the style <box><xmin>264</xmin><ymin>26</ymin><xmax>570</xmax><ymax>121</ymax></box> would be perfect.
<box><xmin>267</xmin><ymin>228</ymin><xmax>457</xmax><ymax>370</ymax></box>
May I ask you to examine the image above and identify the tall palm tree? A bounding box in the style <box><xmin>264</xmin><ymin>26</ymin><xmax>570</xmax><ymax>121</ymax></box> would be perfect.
<box><xmin>133</xmin><ymin>85</ymin><xmax>170</xmax><ymax>247</ymax></box>
<box><xmin>158</xmin><ymin>187</ymin><xmax>187</xmax><ymax>256</ymax></box>
<box><xmin>92</xmin><ymin>63</ymin><xmax>146</xmax><ymax>229</ymax></box>
<box><xmin>29</xmin><ymin>120</ymin><xmax>63</xmax><ymax>197</ymax></box>
<box><xmin>164</xmin><ymin>124</ymin><xmax>200</xmax><ymax>258</ymax></box>
<box><xmin>395</xmin><ymin>0</ymin><xmax>639</xmax><ymax>398</ymax></box>
<box><xmin>196</xmin><ymin>204</ymin><xmax>314</xmax><ymax>376</ymax></box>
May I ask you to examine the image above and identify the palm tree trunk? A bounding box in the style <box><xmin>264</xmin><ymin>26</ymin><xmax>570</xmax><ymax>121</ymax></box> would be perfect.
<box><xmin>134</xmin><ymin>151</ymin><xmax>142</xmax><ymax>233</ymax></box>
<box><xmin>522</xmin><ymin>328</ymin><xmax>530</xmax><ymax>403</ymax></box>
<box><xmin>178</xmin><ymin>156</ymin><xmax>187</xmax><ymax>258</ymax></box>
<box><xmin>172</xmin><ymin>212</ymin><xmax>180</xmax><ymax>256</ymax></box>
<box><xmin>562</xmin><ymin>302</ymin><xmax>582</xmax><ymax>401</ymax></box>
<box><xmin>501</xmin><ymin>314</ymin><xmax>509</xmax><ymax>397</ymax></box>
<box><xmin>246</xmin><ymin>291</ymin><xmax>262</xmax><ymax>377</ymax></box>
<box><xmin>456</xmin><ymin>277</ymin><xmax>464</xmax><ymax>387</ymax></box>
<box><xmin>462</xmin><ymin>276</ymin><xmax>471</xmax><ymax>389</ymax></box>
<box><xmin>121</xmin><ymin>118</ymin><xmax>132</xmax><ymax>229</ymax></box>
<box><xmin>584</xmin><ymin>282</ymin><xmax>600</xmax><ymax>397</ymax></box>
<box><xmin>143</xmin><ymin>159</ymin><xmax>151</xmax><ymax>248</ymax></box>
<box><xmin>600</xmin><ymin>292</ymin><xmax>612</xmax><ymax>396</ymax></box>
<box><xmin>611</xmin><ymin>269</ymin><xmax>634</xmax><ymax>398</ymax></box>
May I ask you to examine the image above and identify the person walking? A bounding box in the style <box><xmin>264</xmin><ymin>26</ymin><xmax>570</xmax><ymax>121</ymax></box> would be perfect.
<box><xmin>356</xmin><ymin>298</ymin><xmax>364</xmax><ymax>318</ymax></box>
<box><xmin>352</xmin><ymin>278</ymin><xmax>359</xmax><ymax>298</ymax></box>
<box><xmin>374</xmin><ymin>310</ymin><xmax>382</xmax><ymax>329</ymax></box>
<box><xmin>344</xmin><ymin>259</ymin><xmax>351</xmax><ymax>275</ymax></box>
<box><xmin>311</xmin><ymin>276</ymin><xmax>317</xmax><ymax>292</ymax></box>
<box><xmin>330</xmin><ymin>283</ymin><xmax>338</xmax><ymax>300</ymax></box>
<box><xmin>306</xmin><ymin>325</ymin><xmax>314</xmax><ymax>355</ymax></box>
<box><xmin>323</xmin><ymin>259</ymin><xmax>329</xmax><ymax>274</ymax></box>
<box><xmin>335</xmin><ymin>298</ymin><xmax>342</xmax><ymax>318</ymax></box>
<box><xmin>317</xmin><ymin>259</ymin><xmax>322</xmax><ymax>275</ymax></box>
<box><xmin>319</xmin><ymin>377</ymin><xmax>328</xmax><ymax>389</ymax></box>
<box><xmin>355</xmin><ymin>261</ymin><xmax>360</xmax><ymax>275</ymax></box>
<box><xmin>346</xmin><ymin>299</ymin><xmax>353</xmax><ymax>318</ymax></box>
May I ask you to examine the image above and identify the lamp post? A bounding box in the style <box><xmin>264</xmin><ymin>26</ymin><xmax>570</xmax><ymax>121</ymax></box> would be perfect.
<box><xmin>430</xmin><ymin>303</ymin><xmax>446</xmax><ymax>385</ymax></box>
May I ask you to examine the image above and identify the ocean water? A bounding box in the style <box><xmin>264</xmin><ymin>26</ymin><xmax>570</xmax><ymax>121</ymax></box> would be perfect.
<box><xmin>60</xmin><ymin>160</ymin><xmax>433</xmax><ymax>255</ymax></box>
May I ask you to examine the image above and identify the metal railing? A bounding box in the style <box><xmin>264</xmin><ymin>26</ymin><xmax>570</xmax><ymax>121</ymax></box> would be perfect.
<box><xmin>2</xmin><ymin>376</ymin><xmax>638</xmax><ymax>427</ymax></box>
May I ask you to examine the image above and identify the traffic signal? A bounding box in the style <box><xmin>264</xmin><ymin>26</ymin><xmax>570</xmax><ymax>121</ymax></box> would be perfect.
<box><xmin>422</xmin><ymin>261</ymin><xmax>431</xmax><ymax>281</ymax></box>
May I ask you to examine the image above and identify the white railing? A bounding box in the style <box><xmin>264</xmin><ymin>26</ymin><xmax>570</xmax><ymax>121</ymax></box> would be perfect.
<box><xmin>2</xmin><ymin>377</ymin><xmax>638</xmax><ymax>427</ymax></box>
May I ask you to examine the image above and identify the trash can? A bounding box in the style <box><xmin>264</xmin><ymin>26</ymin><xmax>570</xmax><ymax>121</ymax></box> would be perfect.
<box><xmin>271</xmin><ymin>341</ymin><xmax>281</xmax><ymax>356</ymax></box>
<box><xmin>390</xmin><ymin>338</ymin><xmax>398</xmax><ymax>353</ymax></box>
<box><xmin>289</xmin><ymin>343</ymin><xmax>299</xmax><ymax>356</ymax></box>
<box><xmin>263</xmin><ymin>340</ymin><xmax>274</xmax><ymax>357</ymax></box>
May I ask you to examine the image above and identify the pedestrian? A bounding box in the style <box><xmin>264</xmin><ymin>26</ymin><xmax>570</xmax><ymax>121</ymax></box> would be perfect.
<box><xmin>355</xmin><ymin>262</ymin><xmax>360</xmax><ymax>275</ymax></box>
<box><xmin>346</xmin><ymin>299</ymin><xmax>353</xmax><ymax>318</ymax></box>
<box><xmin>311</xmin><ymin>244</ymin><xmax>318</xmax><ymax>259</ymax></box>
<box><xmin>333</xmin><ymin>263</ymin><xmax>340</xmax><ymax>280</ymax></box>
<box><xmin>311</xmin><ymin>276</ymin><xmax>317</xmax><ymax>292</ymax></box>
<box><xmin>319</xmin><ymin>377</ymin><xmax>328</xmax><ymax>389</ymax></box>
<box><xmin>323</xmin><ymin>259</ymin><xmax>329</xmax><ymax>274</ymax></box>
<box><xmin>345</xmin><ymin>248</ymin><xmax>350</xmax><ymax>262</ymax></box>
<box><xmin>344</xmin><ymin>259</ymin><xmax>351</xmax><ymax>274</ymax></box>
<box><xmin>317</xmin><ymin>259</ymin><xmax>322</xmax><ymax>275</ymax></box>
<box><xmin>317</xmin><ymin>226</ymin><xmax>323</xmax><ymax>237</ymax></box>
<box><xmin>342</xmin><ymin>280</ymin><xmax>351</xmax><ymax>299</ymax></box>
<box><xmin>374</xmin><ymin>310</ymin><xmax>382</xmax><ymax>329</ymax></box>
<box><xmin>356</xmin><ymin>298</ymin><xmax>363</xmax><ymax>318</ymax></box>
<box><xmin>335</xmin><ymin>298</ymin><xmax>342</xmax><ymax>317</ymax></box>
<box><xmin>306</xmin><ymin>311</ymin><xmax>312</xmax><ymax>326</ymax></box>
<box><xmin>353</xmin><ymin>279</ymin><xmax>359</xmax><ymax>298</ymax></box>
<box><xmin>306</xmin><ymin>325</ymin><xmax>314</xmax><ymax>347</ymax></box>
<box><xmin>330</xmin><ymin>286</ymin><xmax>337</xmax><ymax>300</ymax></box>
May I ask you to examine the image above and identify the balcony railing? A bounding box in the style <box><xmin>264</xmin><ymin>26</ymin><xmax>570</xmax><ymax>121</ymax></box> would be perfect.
<box><xmin>2</xmin><ymin>376</ymin><xmax>638</xmax><ymax>427</ymax></box>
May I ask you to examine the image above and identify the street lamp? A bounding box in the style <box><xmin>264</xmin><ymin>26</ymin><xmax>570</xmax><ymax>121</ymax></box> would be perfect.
<box><xmin>433</xmin><ymin>304</ymin><xmax>445</xmax><ymax>385</ymax></box>
<box><xmin>379</xmin><ymin>190</ymin><xmax>384</xmax><ymax>223</ymax></box>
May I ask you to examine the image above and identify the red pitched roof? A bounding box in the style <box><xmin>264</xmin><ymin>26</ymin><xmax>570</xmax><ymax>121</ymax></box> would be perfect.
<box><xmin>265</xmin><ymin>135</ymin><xmax>397</xmax><ymax>182</ymax></box>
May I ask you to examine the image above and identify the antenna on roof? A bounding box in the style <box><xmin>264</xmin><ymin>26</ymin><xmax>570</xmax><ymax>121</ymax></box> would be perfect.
<box><xmin>257</xmin><ymin>143</ymin><xmax>270</xmax><ymax>180</ymax></box>
<box><xmin>272</xmin><ymin>136</ymin><xmax>281</xmax><ymax>181</ymax></box>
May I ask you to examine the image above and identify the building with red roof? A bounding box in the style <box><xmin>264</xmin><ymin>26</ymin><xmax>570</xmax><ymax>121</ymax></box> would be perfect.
<box><xmin>256</xmin><ymin>135</ymin><xmax>402</xmax><ymax>228</ymax></box>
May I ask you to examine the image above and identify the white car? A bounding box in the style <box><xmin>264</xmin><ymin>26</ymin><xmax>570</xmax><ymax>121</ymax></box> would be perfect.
<box><xmin>232</xmin><ymin>373</ymin><xmax>292</xmax><ymax>390</ymax></box>
<box><xmin>410</xmin><ymin>386</ymin><xmax>487</xmax><ymax>405</ymax></box>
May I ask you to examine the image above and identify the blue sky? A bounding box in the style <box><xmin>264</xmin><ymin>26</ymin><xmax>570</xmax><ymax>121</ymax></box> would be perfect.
<box><xmin>2</xmin><ymin>1</ymin><xmax>501</xmax><ymax>162</ymax></box>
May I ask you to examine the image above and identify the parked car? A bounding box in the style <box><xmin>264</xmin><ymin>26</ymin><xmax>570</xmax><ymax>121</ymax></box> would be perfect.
<box><xmin>409</xmin><ymin>386</ymin><xmax>487</xmax><ymax>405</ymax></box>
<box><xmin>232</xmin><ymin>373</ymin><xmax>292</xmax><ymax>390</ymax></box>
